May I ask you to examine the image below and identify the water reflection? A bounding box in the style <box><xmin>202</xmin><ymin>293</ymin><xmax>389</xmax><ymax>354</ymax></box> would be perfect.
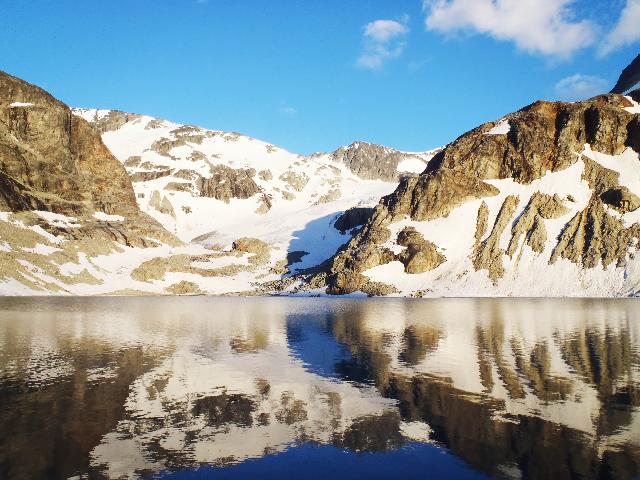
<box><xmin>0</xmin><ymin>298</ymin><xmax>638</xmax><ymax>479</ymax></box>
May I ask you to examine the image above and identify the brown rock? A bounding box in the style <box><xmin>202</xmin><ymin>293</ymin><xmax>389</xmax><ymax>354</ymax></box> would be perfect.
<box><xmin>198</xmin><ymin>165</ymin><xmax>261</xmax><ymax>202</ymax></box>
<box><xmin>472</xmin><ymin>195</ymin><xmax>519</xmax><ymax>282</ymax></box>
<box><xmin>279</xmin><ymin>170</ymin><xmax>309</xmax><ymax>192</ymax></box>
<box><xmin>396</xmin><ymin>227</ymin><xmax>446</xmax><ymax>274</ymax></box>
<box><xmin>601</xmin><ymin>186</ymin><xmax>640</xmax><ymax>213</ymax></box>
<box><xmin>507</xmin><ymin>192</ymin><xmax>568</xmax><ymax>257</ymax></box>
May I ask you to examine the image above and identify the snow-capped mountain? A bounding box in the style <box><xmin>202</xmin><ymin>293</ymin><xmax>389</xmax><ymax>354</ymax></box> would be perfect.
<box><xmin>1</xmin><ymin>54</ymin><xmax>639</xmax><ymax>297</ymax></box>
<box><xmin>0</xmin><ymin>68</ymin><xmax>437</xmax><ymax>296</ymax></box>
<box><xmin>72</xmin><ymin>108</ymin><xmax>434</xmax><ymax>250</ymax></box>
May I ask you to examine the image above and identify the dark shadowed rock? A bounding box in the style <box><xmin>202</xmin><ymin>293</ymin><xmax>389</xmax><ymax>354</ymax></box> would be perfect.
<box><xmin>611</xmin><ymin>54</ymin><xmax>640</xmax><ymax>94</ymax></box>
<box><xmin>197</xmin><ymin>165</ymin><xmax>261</xmax><ymax>202</ymax></box>
<box><xmin>334</xmin><ymin>207</ymin><xmax>375</xmax><ymax>233</ymax></box>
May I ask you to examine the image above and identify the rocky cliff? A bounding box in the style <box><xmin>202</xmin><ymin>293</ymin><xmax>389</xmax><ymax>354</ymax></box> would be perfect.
<box><xmin>324</xmin><ymin>90</ymin><xmax>640</xmax><ymax>296</ymax></box>
<box><xmin>0</xmin><ymin>71</ymin><xmax>178</xmax><ymax>293</ymax></box>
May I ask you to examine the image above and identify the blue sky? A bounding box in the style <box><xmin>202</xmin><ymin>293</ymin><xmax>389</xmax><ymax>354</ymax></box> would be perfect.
<box><xmin>1</xmin><ymin>0</ymin><xmax>639</xmax><ymax>154</ymax></box>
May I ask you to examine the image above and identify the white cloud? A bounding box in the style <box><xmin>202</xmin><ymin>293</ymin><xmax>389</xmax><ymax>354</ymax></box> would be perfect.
<box><xmin>599</xmin><ymin>0</ymin><xmax>640</xmax><ymax>56</ymax></box>
<box><xmin>554</xmin><ymin>74</ymin><xmax>609</xmax><ymax>101</ymax></box>
<box><xmin>357</xmin><ymin>18</ymin><xmax>409</xmax><ymax>70</ymax></box>
<box><xmin>280</xmin><ymin>106</ymin><xmax>297</xmax><ymax>116</ymax></box>
<box><xmin>423</xmin><ymin>0</ymin><xmax>597</xmax><ymax>59</ymax></box>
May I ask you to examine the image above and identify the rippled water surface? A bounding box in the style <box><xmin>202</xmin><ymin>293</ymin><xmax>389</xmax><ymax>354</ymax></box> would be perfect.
<box><xmin>1</xmin><ymin>297</ymin><xmax>639</xmax><ymax>479</ymax></box>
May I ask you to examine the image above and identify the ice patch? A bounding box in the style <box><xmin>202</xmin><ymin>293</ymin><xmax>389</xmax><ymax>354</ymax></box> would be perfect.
<box><xmin>10</xmin><ymin>102</ymin><xmax>34</xmax><ymax>108</ymax></box>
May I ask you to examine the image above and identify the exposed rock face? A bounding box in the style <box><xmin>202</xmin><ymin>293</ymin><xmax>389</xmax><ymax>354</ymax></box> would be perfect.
<box><xmin>0</xmin><ymin>71</ymin><xmax>180</xmax><ymax>293</ymax></box>
<box><xmin>550</xmin><ymin>196</ymin><xmax>640</xmax><ymax>270</ymax></box>
<box><xmin>601</xmin><ymin>186</ymin><xmax>640</xmax><ymax>213</ymax></box>
<box><xmin>197</xmin><ymin>165</ymin><xmax>261</xmax><ymax>202</ymax></box>
<box><xmin>396</xmin><ymin>227</ymin><xmax>446</xmax><ymax>274</ymax></box>
<box><xmin>326</xmin><ymin>92</ymin><xmax>640</xmax><ymax>295</ymax></box>
<box><xmin>231</xmin><ymin>237</ymin><xmax>270</xmax><ymax>266</ymax></box>
<box><xmin>0</xmin><ymin>71</ymin><xmax>140</xmax><ymax>217</ymax></box>
<box><xmin>0</xmin><ymin>71</ymin><xmax>176</xmax><ymax>249</ymax></box>
<box><xmin>149</xmin><ymin>191</ymin><xmax>175</xmax><ymax>217</ymax></box>
<box><xmin>384</xmin><ymin>169</ymin><xmax>499</xmax><ymax>222</ymax></box>
<box><xmin>165</xmin><ymin>280</ymin><xmax>203</xmax><ymax>295</ymax></box>
<box><xmin>611</xmin><ymin>54</ymin><xmax>640</xmax><ymax>94</ymax></box>
<box><xmin>432</xmin><ymin>96</ymin><xmax>634</xmax><ymax>184</ymax></box>
<box><xmin>473</xmin><ymin>195</ymin><xmax>519</xmax><ymax>282</ymax></box>
<box><xmin>331</xmin><ymin>142</ymin><xmax>429</xmax><ymax>181</ymax></box>
<box><xmin>130</xmin><ymin>169</ymin><xmax>172</xmax><ymax>183</ymax></box>
<box><xmin>334</xmin><ymin>207</ymin><xmax>374</xmax><ymax>233</ymax></box>
<box><xmin>474</xmin><ymin>202</ymin><xmax>489</xmax><ymax>243</ymax></box>
<box><xmin>506</xmin><ymin>193</ymin><xmax>568</xmax><ymax>257</ymax></box>
<box><xmin>278</xmin><ymin>170</ymin><xmax>309</xmax><ymax>192</ymax></box>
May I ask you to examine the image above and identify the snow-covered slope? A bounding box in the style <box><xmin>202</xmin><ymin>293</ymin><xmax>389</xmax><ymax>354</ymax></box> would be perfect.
<box><xmin>2</xmin><ymin>107</ymin><xmax>430</xmax><ymax>296</ymax></box>
<box><xmin>73</xmin><ymin>109</ymin><xmax>426</xmax><ymax>250</ymax></box>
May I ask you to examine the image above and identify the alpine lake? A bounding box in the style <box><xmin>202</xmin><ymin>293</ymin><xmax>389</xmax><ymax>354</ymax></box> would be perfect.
<box><xmin>0</xmin><ymin>297</ymin><xmax>639</xmax><ymax>479</ymax></box>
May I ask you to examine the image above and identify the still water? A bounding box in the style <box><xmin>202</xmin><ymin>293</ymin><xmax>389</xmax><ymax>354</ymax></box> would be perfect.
<box><xmin>0</xmin><ymin>297</ymin><xmax>639</xmax><ymax>480</ymax></box>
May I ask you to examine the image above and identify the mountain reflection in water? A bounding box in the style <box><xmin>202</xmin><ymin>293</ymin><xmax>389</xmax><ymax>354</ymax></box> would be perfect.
<box><xmin>0</xmin><ymin>297</ymin><xmax>638</xmax><ymax>479</ymax></box>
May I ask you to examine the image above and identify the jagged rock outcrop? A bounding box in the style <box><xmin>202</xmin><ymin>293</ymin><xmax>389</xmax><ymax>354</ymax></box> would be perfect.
<box><xmin>334</xmin><ymin>207</ymin><xmax>374</xmax><ymax>233</ymax></box>
<box><xmin>278</xmin><ymin>170</ymin><xmax>309</xmax><ymax>192</ymax></box>
<box><xmin>601</xmin><ymin>186</ymin><xmax>640</xmax><ymax>213</ymax></box>
<box><xmin>0</xmin><ymin>71</ymin><xmax>139</xmax><ymax>217</ymax></box>
<box><xmin>0</xmin><ymin>71</ymin><xmax>180</xmax><ymax>293</ymax></box>
<box><xmin>384</xmin><ymin>169</ymin><xmax>500</xmax><ymax>221</ymax></box>
<box><xmin>473</xmin><ymin>195</ymin><xmax>519</xmax><ymax>282</ymax></box>
<box><xmin>331</xmin><ymin>142</ymin><xmax>430</xmax><ymax>181</ymax></box>
<box><xmin>506</xmin><ymin>193</ymin><xmax>568</xmax><ymax>256</ymax></box>
<box><xmin>197</xmin><ymin>165</ymin><xmax>261</xmax><ymax>202</ymax></box>
<box><xmin>474</xmin><ymin>202</ymin><xmax>489</xmax><ymax>243</ymax></box>
<box><xmin>231</xmin><ymin>237</ymin><xmax>270</xmax><ymax>266</ymax></box>
<box><xmin>74</xmin><ymin>109</ymin><xmax>142</xmax><ymax>134</ymax></box>
<box><xmin>550</xmin><ymin>197</ymin><xmax>640</xmax><ymax>269</ymax></box>
<box><xmin>396</xmin><ymin>227</ymin><xmax>446</xmax><ymax>274</ymax></box>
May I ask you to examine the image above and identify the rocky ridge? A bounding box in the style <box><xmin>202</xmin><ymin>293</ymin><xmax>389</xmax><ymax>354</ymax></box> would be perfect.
<box><xmin>0</xmin><ymin>70</ymin><xmax>180</xmax><ymax>293</ymax></box>
<box><xmin>324</xmin><ymin>90</ymin><xmax>640</xmax><ymax>296</ymax></box>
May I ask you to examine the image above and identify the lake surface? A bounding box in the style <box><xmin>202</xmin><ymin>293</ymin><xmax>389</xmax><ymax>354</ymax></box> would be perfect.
<box><xmin>0</xmin><ymin>297</ymin><xmax>639</xmax><ymax>480</ymax></box>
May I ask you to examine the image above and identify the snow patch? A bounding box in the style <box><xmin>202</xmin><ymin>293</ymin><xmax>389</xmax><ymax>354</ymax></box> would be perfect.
<box><xmin>93</xmin><ymin>211</ymin><xmax>125</xmax><ymax>222</ymax></box>
<box><xmin>21</xmin><ymin>244</ymin><xmax>62</xmax><ymax>255</ymax></box>
<box><xmin>485</xmin><ymin>119</ymin><xmax>511</xmax><ymax>135</ymax></box>
<box><xmin>35</xmin><ymin>211</ymin><xmax>81</xmax><ymax>228</ymax></box>
<box><xmin>624</xmin><ymin>96</ymin><xmax>640</xmax><ymax>114</ymax></box>
<box><xmin>397</xmin><ymin>157</ymin><xmax>427</xmax><ymax>174</ymax></box>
